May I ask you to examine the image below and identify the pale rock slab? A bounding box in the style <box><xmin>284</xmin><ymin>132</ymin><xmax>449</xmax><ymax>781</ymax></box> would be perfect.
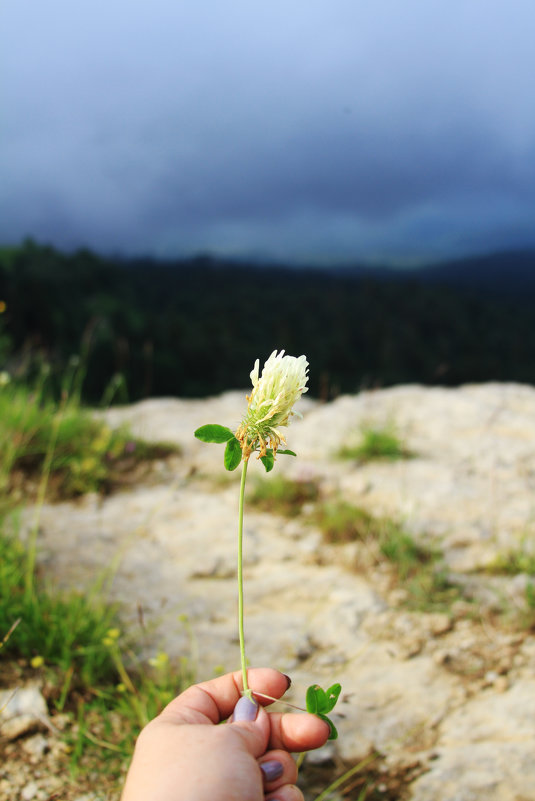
<box><xmin>13</xmin><ymin>383</ymin><xmax>535</xmax><ymax>798</ymax></box>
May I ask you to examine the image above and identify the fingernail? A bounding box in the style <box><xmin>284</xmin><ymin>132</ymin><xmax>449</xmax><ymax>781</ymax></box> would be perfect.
<box><xmin>282</xmin><ymin>673</ymin><xmax>292</xmax><ymax>690</ymax></box>
<box><xmin>232</xmin><ymin>695</ymin><xmax>258</xmax><ymax>722</ymax></box>
<box><xmin>260</xmin><ymin>760</ymin><xmax>284</xmax><ymax>782</ymax></box>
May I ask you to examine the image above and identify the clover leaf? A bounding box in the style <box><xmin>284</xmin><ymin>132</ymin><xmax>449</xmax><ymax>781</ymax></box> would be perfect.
<box><xmin>306</xmin><ymin>683</ymin><xmax>341</xmax><ymax>740</ymax></box>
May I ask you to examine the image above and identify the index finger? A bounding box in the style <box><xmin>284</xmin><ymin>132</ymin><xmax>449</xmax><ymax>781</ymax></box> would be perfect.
<box><xmin>160</xmin><ymin>668</ymin><xmax>291</xmax><ymax>726</ymax></box>
<box><xmin>267</xmin><ymin>711</ymin><xmax>331</xmax><ymax>752</ymax></box>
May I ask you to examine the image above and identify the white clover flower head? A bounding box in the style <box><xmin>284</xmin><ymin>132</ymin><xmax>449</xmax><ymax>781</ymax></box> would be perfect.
<box><xmin>236</xmin><ymin>350</ymin><xmax>309</xmax><ymax>459</ymax></box>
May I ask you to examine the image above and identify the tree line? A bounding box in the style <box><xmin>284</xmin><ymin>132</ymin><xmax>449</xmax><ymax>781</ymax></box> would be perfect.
<box><xmin>1</xmin><ymin>240</ymin><xmax>534</xmax><ymax>403</ymax></box>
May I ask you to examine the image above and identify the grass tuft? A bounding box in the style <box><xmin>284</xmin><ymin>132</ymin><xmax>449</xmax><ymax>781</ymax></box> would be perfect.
<box><xmin>0</xmin><ymin>515</ymin><xmax>192</xmax><ymax>784</ymax></box>
<box><xmin>314</xmin><ymin>499</ymin><xmax>462</xmax><ymax>613</ymax></box>
<box><xmin>313</xmin><ymin>500</ymin><xmax>382</xmax><ymax>543</ymax></box>
<box><xmin>338</xmin><ymin>425</ymin><xmax>414</xmax><ymax>463</ymax></box>
<box><xmin>0</xmin><ymin>366</ymin><xmax>190</xmax><ymax>790</ymax></box>
<box><xmin>0</xmin><ymin>380</ymin><xmax>178</xmax><ymax>505</ymax></box>
<box><xmin>486</xmin><ymin>546</ymin><xmax>535</xmax><ymax>577</ymax></box>
<box><xmin>0</xmin><ymin>518</ymin><xmax>118</xmax><ymax>687</ymax></box>
<box><xmin>247</xmin><ymin>475</ymin><xmax>320</xmax><ymax>517</ymax></box>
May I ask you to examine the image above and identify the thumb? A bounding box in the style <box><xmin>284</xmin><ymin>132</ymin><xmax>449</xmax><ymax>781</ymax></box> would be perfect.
<box><xmin>229</xmin><ymin>695</ymin><xmax>270</xmax><ymax>758</ymax></box>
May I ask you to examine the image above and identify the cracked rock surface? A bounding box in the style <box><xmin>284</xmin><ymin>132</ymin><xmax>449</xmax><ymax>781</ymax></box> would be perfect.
<box><xmin>3</xmin><ymin>383</ymin><xmax>535</xmax><ymax>799</ymax></box>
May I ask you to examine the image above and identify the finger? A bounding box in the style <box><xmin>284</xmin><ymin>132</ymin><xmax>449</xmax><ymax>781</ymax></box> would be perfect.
<box><xmin>259</xmin><ymin>749</ymin><xmax>298</xmax><ymax>790</ymax></box>
<box><xmin>265</xmin><ymin>786</ymin><xmax>305</xmax><ymax>801</ymax></box>
<box><xmin>267</xmin><ymin>711</ymin><xmax>331</xmax><ymax>752</ymax></box>
<box><xmin>160</xmin><ymin>668</ymin><xmax>290</xmax><ymax>726</ymax></box>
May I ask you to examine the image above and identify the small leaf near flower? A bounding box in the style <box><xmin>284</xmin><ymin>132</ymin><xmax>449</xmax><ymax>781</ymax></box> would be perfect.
<box><xmin>194</xmin><ymin>424</ymin><xmax>235</xmax><ymax>443</ymax></box>
<box><xmin>224</xmin><ymin>437</ymin><xmax>242</xmax><ymax>471</ymax></box>
<box><xmin>277</xmin><ymin>449</ymin><xmax>297</xmax><ymax>456</ymax></box>
<box><xmin>260</xmin><ymin>451</ymin><xmax>275</xmax><ymax>472</ymax></box>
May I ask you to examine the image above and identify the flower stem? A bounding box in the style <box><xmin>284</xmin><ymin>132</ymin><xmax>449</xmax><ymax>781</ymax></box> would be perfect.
<box><xmin>237</xmin><ymin>457</ymin><xmax>251</xmax><ymax>698</ymax></box>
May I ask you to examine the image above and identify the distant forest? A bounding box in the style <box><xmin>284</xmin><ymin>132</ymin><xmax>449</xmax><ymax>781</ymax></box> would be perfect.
<box><xmin>1</xmin><ymin>240</ymin><xmax>534</xmax><ymax>403</ymax></box>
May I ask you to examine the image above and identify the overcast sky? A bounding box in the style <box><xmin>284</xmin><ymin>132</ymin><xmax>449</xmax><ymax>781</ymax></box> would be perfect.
<box><xmin>2</xmin><ymin>1</ymin><xmax>535</xmax><ymax>265</ymax></box>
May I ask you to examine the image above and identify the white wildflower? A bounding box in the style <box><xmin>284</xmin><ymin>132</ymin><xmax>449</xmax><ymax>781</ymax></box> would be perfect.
<box><xmin>236</xmin><ymin>350</ymin><xmax>309</xmax><ymax>458</ymax></box>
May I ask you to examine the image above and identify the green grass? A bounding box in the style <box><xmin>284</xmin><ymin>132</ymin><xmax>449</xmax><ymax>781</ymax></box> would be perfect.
<box><xmin>0</xmin><ymin>379</ymin><xmax>178</xmax><ymax>504</ymax></box>
<box><xmin>378</xmin><ymin>525</ymin><xmax>436</xmax><ymax>578</ymax></box>
<box><xmin>0</xmin><ymin>515</ymin><xmax>192</xmax><ymax>785</ymax></box>
<box><xmin>485</xmin><ymin>545</ymin><xmax>535</xmax><ymax>629</ymax></box>
<box><xmin>486</xmin><ymin>546</ymin><xmax>535</xmax><ymax>577</ymax></box>
<box><xmin>313</xmin><ymin>500</ymin><xmax>383</xmax><ymax>543</ymax></box>
<box><xmin>338</xmin><ymin>425</ymin><xmax>413</xmax><ymax>463</ymax></box>
<box><xmin>525</xmin><ymin>584</ymin><xmax>535</xmax><ymax>629</ymax></box>
<box><xmin>247</xmin><ymin>474</ymin><xmax>320</xmax><ymax>516</ymax></box>
<box><xmin>0</xmin><ymin>368</ymin><xmax>189</xmax><ymax>789</ymax></box>
<box><xmin>1</xmin><ymin>518</ymin><xmax>118</xmax><ymax>687</ymax></box>
<box><xmin>314</xmin><ymin>499</ymin><xmax>462</xmax><ymax>613</ymax></box>
<box><xmin>378</xmin><ymin>525</ymin><xmax>463</xmax><ymax>612</ymax></box>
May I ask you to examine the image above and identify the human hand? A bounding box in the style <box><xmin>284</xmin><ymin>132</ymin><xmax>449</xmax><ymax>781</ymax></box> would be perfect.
<box><xmin>121</xmin><ymin>667</ymin><xmax>330</xmax><ymax>801</ymax></box>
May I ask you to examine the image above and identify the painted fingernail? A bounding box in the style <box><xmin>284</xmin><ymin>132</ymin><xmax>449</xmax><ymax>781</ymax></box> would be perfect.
<box><xmin>232</xmin><ymin>695</ymin><xmax>259</xmax><ymax>722</ymax></box>
<box><xmin>282</xmin><ymin>673</ymin><xmax>292</xmax><ymax>689</ymax></box>
<box><xmin>260</xmin><ymin>760</ymin><xmax>284</xmax><ymax>782</ymax></box>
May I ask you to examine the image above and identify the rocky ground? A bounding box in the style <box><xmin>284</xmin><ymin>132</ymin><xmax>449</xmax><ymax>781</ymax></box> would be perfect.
<box><xmin>3</xmin><ymin>383</ymin><xmax>535</xmax><ymax>800</ymax></box>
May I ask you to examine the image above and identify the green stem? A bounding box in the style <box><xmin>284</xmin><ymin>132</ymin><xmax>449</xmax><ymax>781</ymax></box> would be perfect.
<box><xmin>237</xmin><ymin>457</ymin><xmax>251</xmax><ymax>698</ymax></box>
<box><xmin>312</xmin><ymin>753</ymin><xmax>378</xmax><ymax>801</ymax></box>
<box><xmin>25</xmin><ymin>392</ymin><xmax>67</xmax><ymax>602</ymax></box>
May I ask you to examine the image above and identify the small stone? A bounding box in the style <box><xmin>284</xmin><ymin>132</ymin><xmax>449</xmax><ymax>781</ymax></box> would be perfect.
<box><xmin>22</xmin><ymin>733</ymin><xmax>49</xmax><ymax>759</ymax></box>
<box><xmin>433</xmin><ymin>648</ymin><xmax>450</xmax><ymax>665</ymax></box>
<box><xmin>21</xmin><ymin>781</ymin><xmax>39</xmax><ymax>801</ymax></box>
<box><xmin>398</xmin><ymin>638</ymin><xmax>423</xmax><ymax>659</ymax></box>
<box><xmin>1</xmin><ymin>714</ymin><xmax>43</xmax><ymax>740</ymax></box>
<box><xmin>494</xmin><ymin>675</ymin><xmax>509</xmax><ymax>693</ymax></box>
<box><xmin>0</xmin><ymin>686</ymin><xmax>48</xmax><ymax>720</ymax></box>
<box><xmin>428</xmin><ymin>613</ymin><xmax>452</xmax><ymax>636</ymax></box>
<box><xmin>388</xmin><ymin>588</ymin><xmax>409</xmax><ymax>605</ymax></box>
<box><xmin>0</xmin><ymin>686</ymin><xmax>49</xmax><ymax>741</ymax></box>
<box><xmin>484</xmin><ymin>670</ymin><xmax>499</xmax><ymax>686</ymax></box>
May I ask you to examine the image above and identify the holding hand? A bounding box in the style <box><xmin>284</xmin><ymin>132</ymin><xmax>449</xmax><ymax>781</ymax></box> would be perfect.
<box><xmin>121</xmin><ymin>667</ymin><xmax>330</xmax><ymax>801</ymax></box>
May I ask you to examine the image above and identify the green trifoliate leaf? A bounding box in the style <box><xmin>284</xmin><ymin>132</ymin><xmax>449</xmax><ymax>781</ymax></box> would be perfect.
<box><xmin>194</xmin><ymin>424</ymin><xmax>235</xmax><ymax>443</ymax></box>
<box><xmin>224</xmin><ymin>437</ymin><xmax>242</xmax><ymax>471</ymax></box>
<box><xmin>306</xmin><ymin>683</ymin><xmax>341</xmax><ymax>740</ymax></box>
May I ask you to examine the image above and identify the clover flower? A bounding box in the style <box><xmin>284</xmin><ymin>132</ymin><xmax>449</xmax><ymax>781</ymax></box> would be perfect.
<box><xmin>236</xmin><ymin>350</ymin><xmax>309</xmax><ymax>459</ymax></box>
<box><xmin>192</xmin><ymin>351</ymin><xmax>341</xmax><ymax>732</ymax></box>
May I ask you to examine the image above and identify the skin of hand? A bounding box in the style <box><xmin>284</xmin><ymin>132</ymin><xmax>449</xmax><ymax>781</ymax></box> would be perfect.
<box><xmin>121</xmin><ymin>667</ymin><xmax>330</xmax><ymax>801</ymax></box>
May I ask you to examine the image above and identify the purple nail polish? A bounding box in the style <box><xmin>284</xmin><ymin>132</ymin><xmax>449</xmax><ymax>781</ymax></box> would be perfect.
<box><xmin>232</xmin><ymin>695</ymin><xmax>258</xmax><ymax>722</ymax></box>
<box><xmin>282</xmin><ymin>673</ymin><xmax>292</xmax><ymax>689</ymax></box>
<box><xmin>260</xmin><ymin>760</ymin><xmax>284</xmax><ymax>782</ymax></box>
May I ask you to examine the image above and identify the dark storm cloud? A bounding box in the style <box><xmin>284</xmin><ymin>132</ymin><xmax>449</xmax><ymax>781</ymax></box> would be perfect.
<box><xmin>2</xmin><ymin>0</ymin><xmax>535</xmax><ymax>263</ymax></box>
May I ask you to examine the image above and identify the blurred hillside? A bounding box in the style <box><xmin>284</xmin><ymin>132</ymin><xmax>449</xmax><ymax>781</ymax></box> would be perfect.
<box><xmin>1</xmin><ymin>240</ymin><xmax>534</xmax><ymax>402</ymax></box>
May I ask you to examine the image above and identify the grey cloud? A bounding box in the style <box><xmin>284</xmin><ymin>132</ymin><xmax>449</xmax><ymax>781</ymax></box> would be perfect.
<box><xmin>2</xmin><ymin>0</ymin><xmax>535</xmax><ymax>262</ymax></box>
